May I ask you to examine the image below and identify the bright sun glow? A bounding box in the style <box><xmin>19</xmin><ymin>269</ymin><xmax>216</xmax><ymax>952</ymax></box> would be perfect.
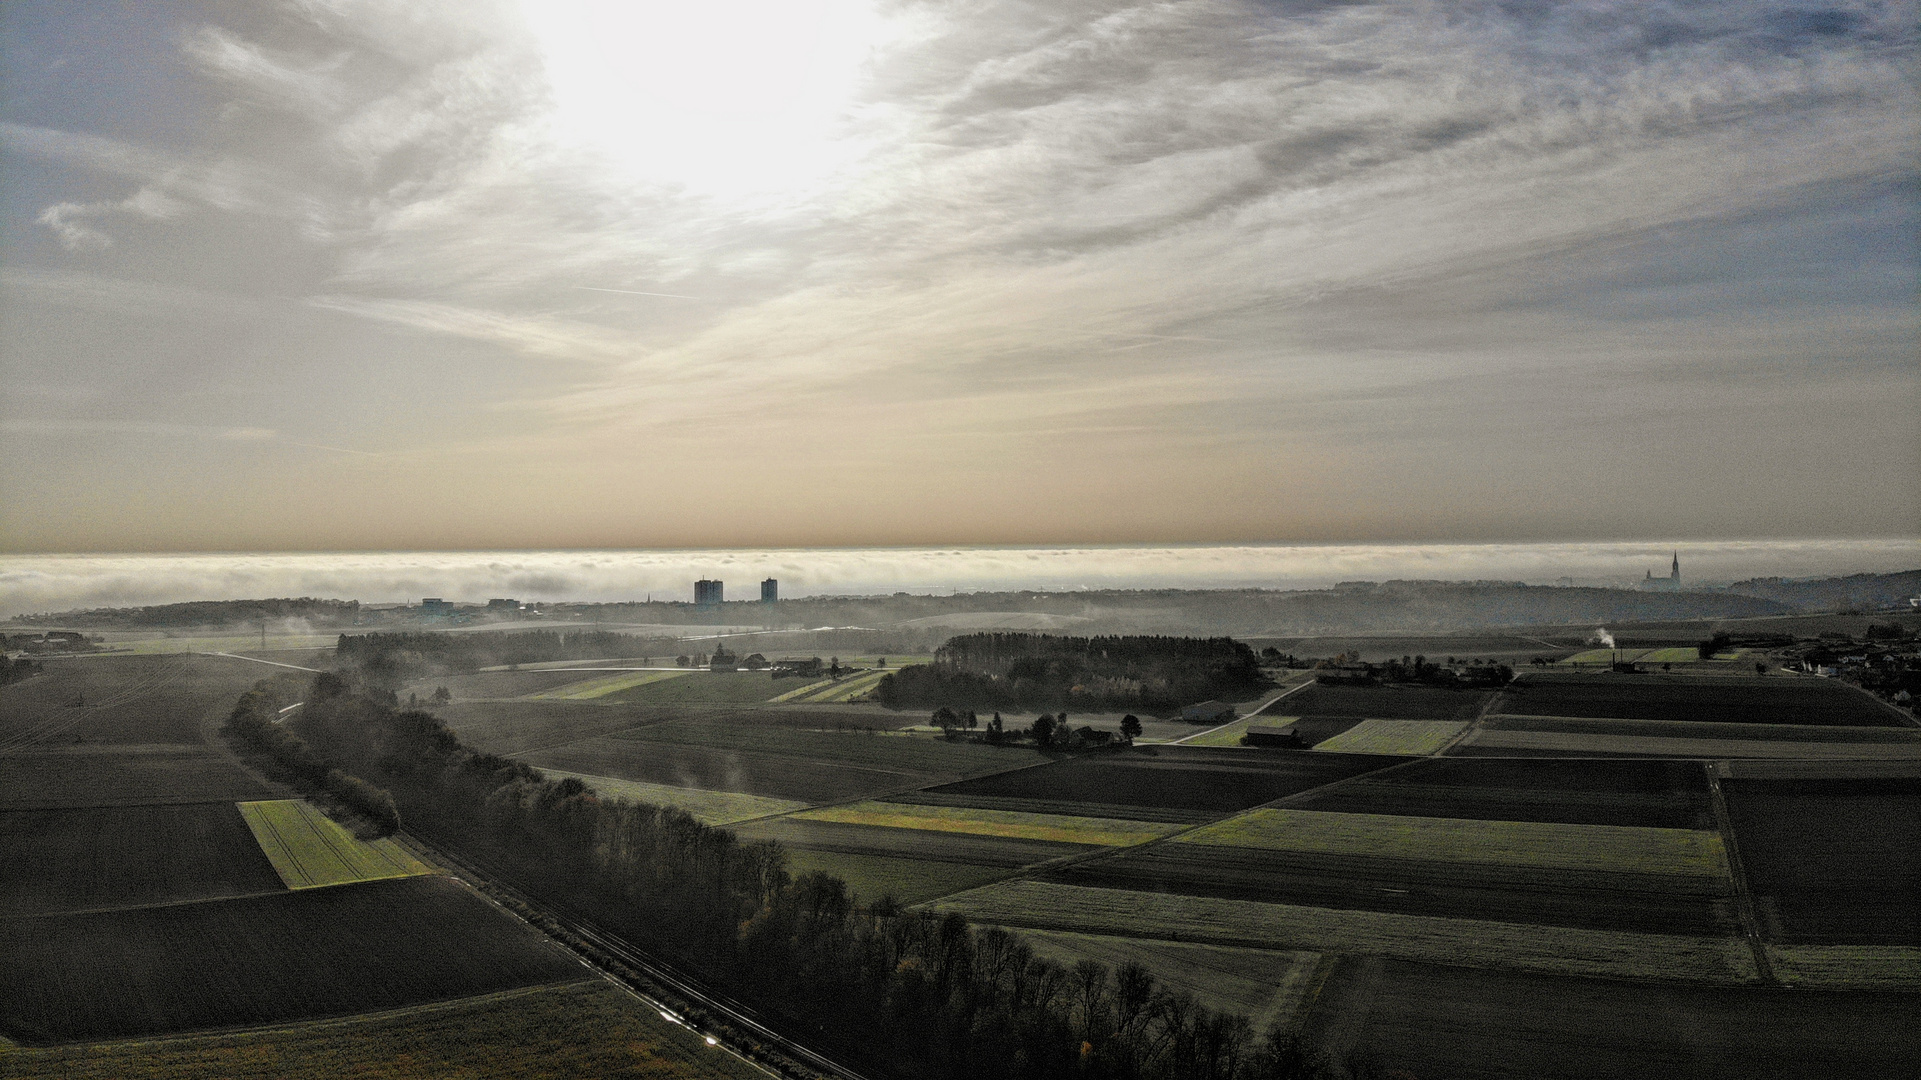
<box><xmin>522</xmin><ymin>0</ymin><xmax>886</xmax><ymax>201</ymax></box>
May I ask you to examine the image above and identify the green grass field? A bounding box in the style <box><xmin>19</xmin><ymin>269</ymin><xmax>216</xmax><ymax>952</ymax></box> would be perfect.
<box><xmin>0</xmin><ymin>980</ymin><xmax>767</xmax><ymax>1079</ymax></box>
<box><xmin>1764</xmin><ymin>945</ymin><xmax>1921</xmax><ymax>990</ymax></box>
<box><xmin>782</xmin><ymin>849</ymin><xmax>1015</xmax><ymax>906</ymax></box>
<box><xmin>1311</xmin><ymin>719</ymin><xmax>1470</xmax><ymax>755</ymax></box>
<box><xmin>792</xmin><ymin>801</ymin><xmax>1182</xmax><ymax>847</ymax></box>
<box><xmin>602</xmin><ymin>671</ymin><xmax>783</xmax><ymax>705</ymax></box>
<box><xmin>528</xmin><ymin>669</ymin><xmax>690</xmax><ymax>700</ymax></box>
<box><xmin>1176</xmin><ymin>808</ymin><xmax>1730</xmax><ymax>878</ymax></box>
<box><xmin>98</xmin><ymin>634</ymin><xmax>341</xmax><ymax>657</ymax></box>
<box><xmin>931</xmin><ymin>880</ymin><xmax>1759</xmax><ymax>984</ymax></box>
<box><xmin>534</xmin><ymin>768</ymin><xmax>806</xmax><ymax>824</ymax></box>
<box><xmin>237</xmin><ymin>801</ymin><xmax>436</xmax><ymax>890</ymax></box>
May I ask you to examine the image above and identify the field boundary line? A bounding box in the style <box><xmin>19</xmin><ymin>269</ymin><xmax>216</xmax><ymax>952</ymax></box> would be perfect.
<box><xmin>1703</xmin><ymin>764</ymin><xmax>1778</xmax><ymax>986</ymax></box>
<box><xmin>200</xmin><ymin>651</ymin><xmax>322</xmax><ymax>672</ymax></box>
<box><xmin>1430</xmin><ymin>684</ymin><xmax>1505</xmax><ymax>758</ymax></box>
<box><xmin>0</xmin><ymin>887</ymin><xmax>298</xmax><ymax>921</ymax></box>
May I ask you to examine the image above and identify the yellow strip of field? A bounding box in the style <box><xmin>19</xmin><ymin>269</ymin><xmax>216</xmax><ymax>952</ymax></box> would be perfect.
<box><xmin>767</xmin><ymin>678</ymin><xmax>838</xmax><ymax>703</ymax></box>
<box><xmin>533</xmin><ymin>768</ymin><xmax>806</xmax><ymax>824</ymax></box>
<box><xmin>237</xmin><ymin>800</ymin><xmax>436</xmax><ymax>890</ymax></box>
<box><xmin>1311</xmin><ymin>719</ymin><xmax>1469</xmax><ymax>755</ymax></box>
<box><xmin>530</xmin><ymin>669</ymin><xmax>690</xmax><ymax>700</ymax></box>
<box><xmin>781</xmin><ymin>668</ymin><xmax>894</xmax><ymax>704</ymax></box>
<box><xmin>793</xmin><ymin>801</ymin><xmax>1183</xmax><ymax>847</ymax></box>
<box><xmin>1177</xmin><ymin>808</ymin><xmax>1729</xmax><ymax>878</ymax></box>
<box><xmin>930</xmin><ymin>880</ymin><xmax>1758</xmax><ymax>984</ymax></box>
<box><xmin>1766</xmin><ymin>945</ymin><xmax>1921</xmax><ymax>990</ymax></box>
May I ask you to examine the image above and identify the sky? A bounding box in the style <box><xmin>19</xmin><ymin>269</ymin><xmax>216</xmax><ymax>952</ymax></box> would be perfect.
<box><xmin>1</xmin><ymin>0</ymin><xmax>1916</xmax><ymax>554</ymax></box>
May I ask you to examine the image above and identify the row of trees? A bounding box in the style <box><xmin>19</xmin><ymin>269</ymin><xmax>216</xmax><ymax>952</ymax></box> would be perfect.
<box><xmin>224</xmin><ymin>677</ymin><xmax>401</xmax><ymax>834</ymax></box>
<box><xmin>334</xmin><ymin>630</ymin><xmax>679</xmax><ymax>685</ymax></box>
<box><xmin>249</xmin><ymin>673</ymin><xmax>1345</xmax><ymax>1079</ymax></box>
<box><xmin>879</xmin><ymin>634</ymin><xmax>1269</xmax><ymax>714</ymax></box>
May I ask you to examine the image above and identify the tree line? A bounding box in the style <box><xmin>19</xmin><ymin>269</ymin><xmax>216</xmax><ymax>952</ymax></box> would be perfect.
<box><xmin>878</xmin><ymin>634</ymin><xmax>1269</xmax><ymax>714</ymax></box>
<box><xmin>334</xmin><ymin>630</ymin><xmax>680</xmax><ymax>684</ymax></box>
<box><xmin>230</xmin><ymin>673</ymin><xmax>1352</xmax><ymax>1079</ymax></box>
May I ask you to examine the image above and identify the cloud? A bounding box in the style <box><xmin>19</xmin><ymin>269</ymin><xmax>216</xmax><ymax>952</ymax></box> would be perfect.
<box><xmin>2</xmin><ymin>539</ymin><xmax>1916</xmax><ymax>614</ymax></box>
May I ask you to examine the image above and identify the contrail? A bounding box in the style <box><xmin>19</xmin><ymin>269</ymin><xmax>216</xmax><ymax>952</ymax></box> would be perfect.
<box><xmin>576</xmin><ymin>286</ymin><xmax>703</xmax><ymax>300</ymax></box>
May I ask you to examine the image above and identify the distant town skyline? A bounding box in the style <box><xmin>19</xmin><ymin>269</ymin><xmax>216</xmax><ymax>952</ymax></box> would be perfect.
<box><xmin>2</xmin><ymin>1</ymin><xmax>1915</xmax><ymax>553</ymax></box>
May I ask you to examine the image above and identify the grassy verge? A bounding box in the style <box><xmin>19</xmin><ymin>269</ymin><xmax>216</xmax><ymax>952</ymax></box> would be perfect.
<box><xmin>1311</xmin><ymin>720</ymin><xmax>1469</xmax><ymax>755</ymax></box>
<box><xmin>792</xmin><ymin>801</ymin><xmax>1182</xmax><ymax>847</ymax></box>
<box><xmin>1015</xmin><ymin>929</ymin><xmax>1322</xmax><ymax>1033</ymax></box>
<box><xmin>0</xmin><ymin>980</ymin><xmax>767</xmax><ymax>1079</ymax></box>
<box><xmin>1176</xmin><ymin>808</ymin><xmax>1729</xmax><ymax>878</ymax></box>
<box><xmin>238</xmin><ymin>800</ymin><xmax>435</xmax><ymax>890</ymax></box>
<box><xmin>931</xmin><ymin>880</ymin><xmax>1758</xmax><ymax>984</ymax></box>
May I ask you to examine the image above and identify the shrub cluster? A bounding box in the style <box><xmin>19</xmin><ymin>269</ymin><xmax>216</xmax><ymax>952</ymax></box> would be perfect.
<box><xmin>223</xmin><ymin>680</ymin><xmax>400</xmax><ymax>835</ymax></box>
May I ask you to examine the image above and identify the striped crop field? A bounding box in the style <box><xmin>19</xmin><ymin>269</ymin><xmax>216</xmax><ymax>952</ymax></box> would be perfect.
<box><xmin>767</xmin><ymin>677</ymin><xmax>839</xmax><ymax>703</ymax></box>
<box><xmin>1312</xmin><ymin>719</ymin><xmax>1470</xmax><ymax>755</ymax></box>
<box><xmin>789</xmin><ymin>668</ymin><xmax>894</xmax><ymax>703</ymax></box>
<box><xmin>533</xmin><ymin>768</ymin><xmax>806</xmax><ymax>824</ymax></box>
<box><xmin>793</xmin><ymin>801</ymin><xmax>1183</xmax><ymax>847</ymax></box>
<box><xmin>1764</xmin><ymin>945</ymin><xmax>1921</xmax><ymax>990</ymax></box>
<box><xmin>528</xmin><ymin>669</ymin><xmax>689</xmax><ymax>700</ymax></box>
<box><xmin>1176</xmin><ymin>809</ymin><xmax>1730</xmax><ymax>878</ymax></box>
<box><xmin>930</xmin><ymin>880</ymin><xmax>1759</xmax><ymax>984</ymax></box>
<box><xmin>237</xmin><ymin>801</ymin><xmax>436</xmax><ymax>890</ymax></box>
<box><xmin>1638</xmin><ymin>647</ymin><xmax>1705</xmax><ymax>664</ymax></box>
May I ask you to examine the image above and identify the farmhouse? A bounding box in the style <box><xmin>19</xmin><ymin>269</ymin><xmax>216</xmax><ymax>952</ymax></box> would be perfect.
<box><xmin>1243</xmin><ymin>723</ymin><xmax>1306</xmax><ymax>747</ymax></box>
<box><xmin>1181</xmin><ymin>700</ymin><xmax>1236</xmax><ymax>723</ymax></box>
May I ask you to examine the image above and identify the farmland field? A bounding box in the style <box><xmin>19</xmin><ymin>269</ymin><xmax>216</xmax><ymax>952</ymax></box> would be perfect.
<box><xmin>521</xmin><ymin>736</ymin><xmax>918</xmax><ymax>802</ymax></box>
<box><xmin>1015</xmin><ymin>929</ymin><xmax>1322</xmax><ymax>1032</ymax></box>
<box><xmin>1312</xmin><ymin>719</ymin><xmax>1469</xmax><ymax>755</ymax></box>
<box><xmin>0</xmin><ymin>875</ymin><xmax>588</xmax><ymax>1043</ymax></box>
<box><xmin>602</xmin><ymin>671</ymin><xmax>784</xmax><ymax>704</ymax></box>
<box><xmin>1301</xmin><ymin>956</ymin><xmax>1920</xmax><ymax>1080</ymax></box>
<box><xmin>731</xmin><ymin>816</ymin><xmax>1096</xmax><ymax>869</ymax></box>
<box><xmin>790</xmin><ymin>801</ymin><xmax>1183</xmax><ymax>847</ymax></box>
<box><xmin>1722</xmin><ymin>776</ymin><xmax>1919</xmax><ymax>945</ymax></box>
<box><xmin>1453</xmin><ymin>726</ymin><xmax>1921</xmax><ymax>760</ymax></box>
<box><xmin>437</xmin><ymin>700</ymin><xmax>690</xmax><ymax>755</ymax></box>
<box><xmin>533</xmin><ymin>767</ymin><xmax>806</xmax><ymax>823</ymax></box>
<box><xmin>616</xmin><ymin>720</ymin><xmax>1038</xmax><ymax>777</ymax></box>
<box><xmin>0</xmin><ymin>654</ymin><xmax>266</xmax><ymax>748</ymax></box>
<box><xmin>1281</xmin><ymin>683</ymin><xmax>1495</xmax><ymax>721</ymax></box>
<box><xmin>781</xmin><ymin>849</ymin><xmax>1017</xmax><ymax>905</ymax></box>
<box><xmin>1483</xmin><ymin>714</ymin><xmax>1921</xmax><ymax>744</ymax></box>
<box><xmin>410</xmin><ymin>668</ymin><xmax>625</xmax><ymax>702</ymax></box>
<box><xmin>930</xmin><ymin>880</ymin><xmax>1758</xmax><ymax>983</ymax></box>
<box><xmin>0</xmin><ymin>748</ymin><xmax>275</xmax><ymax>810</ymax></box>
<box><xmin>0</xmin><ymin>803</ymin><xmax>285</xmax><ymax>916</ymax></box>
<box><xmin>0</xmin><ymin>979</ymin><xmax>768</xmax><ymax>1080</ymax></box>
<box><xmin>1175</xmin><ymin>715</ymin><xmax>1283</xmax><ymax>746</ymax></box>
<box><xmin>1494</xmin><ymin>674</ymin><xmax>1903</xmax><ymax>726</ymax></box>
<box><xmin>1176</xmin><ymin>808</ymin><xmax>1729</xmax><ymax>878</ymax></box>
<box><xmin>1294</xmin><ymin>756</ymin><xmax>1712</xmax><ymax>829</ymax></box>
<box><xmin>237</xmin><ymin>800</ymin><xmax>436</xmax><ymax>890</ymax></box>
<box><xmin>1763</xmin><ymin>945</ymin><xmax>1921</xmax><ymax>989</ymax></box>
<box><xmin>921</xmin><ymin>746</ymin><xmax>1401</xmax><ymax>815</ymax></box>
<box><xmin>528</xmin><ymin>669</ymin><xmax>689</xmax><ymax>700</ymax></box>
<box><xmin>1047</xmin><ymin>843</ymin><xmax>1735</xmax><ymax>935</ymax></box>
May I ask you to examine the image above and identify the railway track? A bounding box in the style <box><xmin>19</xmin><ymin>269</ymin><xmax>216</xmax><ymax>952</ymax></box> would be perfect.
<box><xmin>401</xmin><ymin>834</ymin><xmax>878</xmax><ymax>1080</ymax></box>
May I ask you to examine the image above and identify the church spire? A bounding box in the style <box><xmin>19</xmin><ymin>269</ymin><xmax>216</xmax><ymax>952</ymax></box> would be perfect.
<box><xmin>1671</xmin><ymin>551</ymin><xmax>1680</xmax><ymax>581</ymax></box>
